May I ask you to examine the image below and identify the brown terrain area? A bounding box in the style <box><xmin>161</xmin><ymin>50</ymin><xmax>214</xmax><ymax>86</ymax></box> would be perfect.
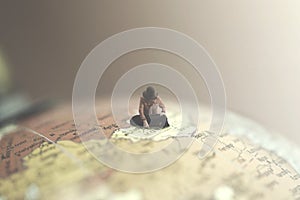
<box><xmin>0</xmin><ymin>100</ymin><xmax>120</xmax><ymax>178</ymax></box>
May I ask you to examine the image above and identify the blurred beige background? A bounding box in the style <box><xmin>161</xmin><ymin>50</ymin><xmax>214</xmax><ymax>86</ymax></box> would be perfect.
<box><xmin>0</xmin><ymin>1</ymin><xmax>299</xmax><ymax>144</ymax></box>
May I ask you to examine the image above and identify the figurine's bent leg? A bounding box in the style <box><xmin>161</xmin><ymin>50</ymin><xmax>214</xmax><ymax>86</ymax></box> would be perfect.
<box><xmin>161</xmin><ymin>115</ymin><xmax>170</xmax><ymax>128</ymax></box>
<box><xmin>130</xmin><ymin>115</ymin><xmax>151</xmax><ymax>127</ymax></box>
<box><xmin>130</xmin><ymin>115</ymin><xmax>143</xmax><ymax>127</ymax></box>
<box><xmin>148</xmin><ymin>114</ymin><xmax>170</xmax><ymax>128</ymax></box>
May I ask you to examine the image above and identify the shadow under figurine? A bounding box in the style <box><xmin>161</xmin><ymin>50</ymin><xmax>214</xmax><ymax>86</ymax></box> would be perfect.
<box><xmin>130</xmin><ymin>86</ymin><xmax>170</xmax><ymax>129</ymax></box>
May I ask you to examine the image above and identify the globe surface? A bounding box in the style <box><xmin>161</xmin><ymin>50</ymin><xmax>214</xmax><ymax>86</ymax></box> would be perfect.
<box><xmin>0</xmin><ymin>99</ymin><xmax>300</xmax><ymax>200</ymax></box>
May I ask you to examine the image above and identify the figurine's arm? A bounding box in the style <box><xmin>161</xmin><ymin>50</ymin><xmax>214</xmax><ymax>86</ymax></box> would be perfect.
<box><xmin>139</xmin><ymin>97</ymin><xmax>146</xmax><ymax>120</ymax></box>
<box><xmin>157</xmin><ymin>96</ymin><xmax>166</xmax><ymax>113</ymax></box>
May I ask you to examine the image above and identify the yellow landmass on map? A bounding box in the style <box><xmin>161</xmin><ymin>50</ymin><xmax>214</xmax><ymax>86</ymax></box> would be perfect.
<box><xmin>0</xmin><ymin>140</ymin><xmax>111</xmax><ymax>200</ymax></box>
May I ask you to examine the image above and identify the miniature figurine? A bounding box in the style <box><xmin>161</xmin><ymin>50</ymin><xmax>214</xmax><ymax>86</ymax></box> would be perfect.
<box><xmin>130</xmin><ymin>86</ymin><xmax>170</xmax><ymax>128</ymax></box>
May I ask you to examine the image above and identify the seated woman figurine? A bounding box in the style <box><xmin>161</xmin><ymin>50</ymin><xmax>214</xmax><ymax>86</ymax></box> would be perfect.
<box><xmin>130</xmin><ymin>86</ymin><xmax>170</xmax><ymax>129</ymax></box>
